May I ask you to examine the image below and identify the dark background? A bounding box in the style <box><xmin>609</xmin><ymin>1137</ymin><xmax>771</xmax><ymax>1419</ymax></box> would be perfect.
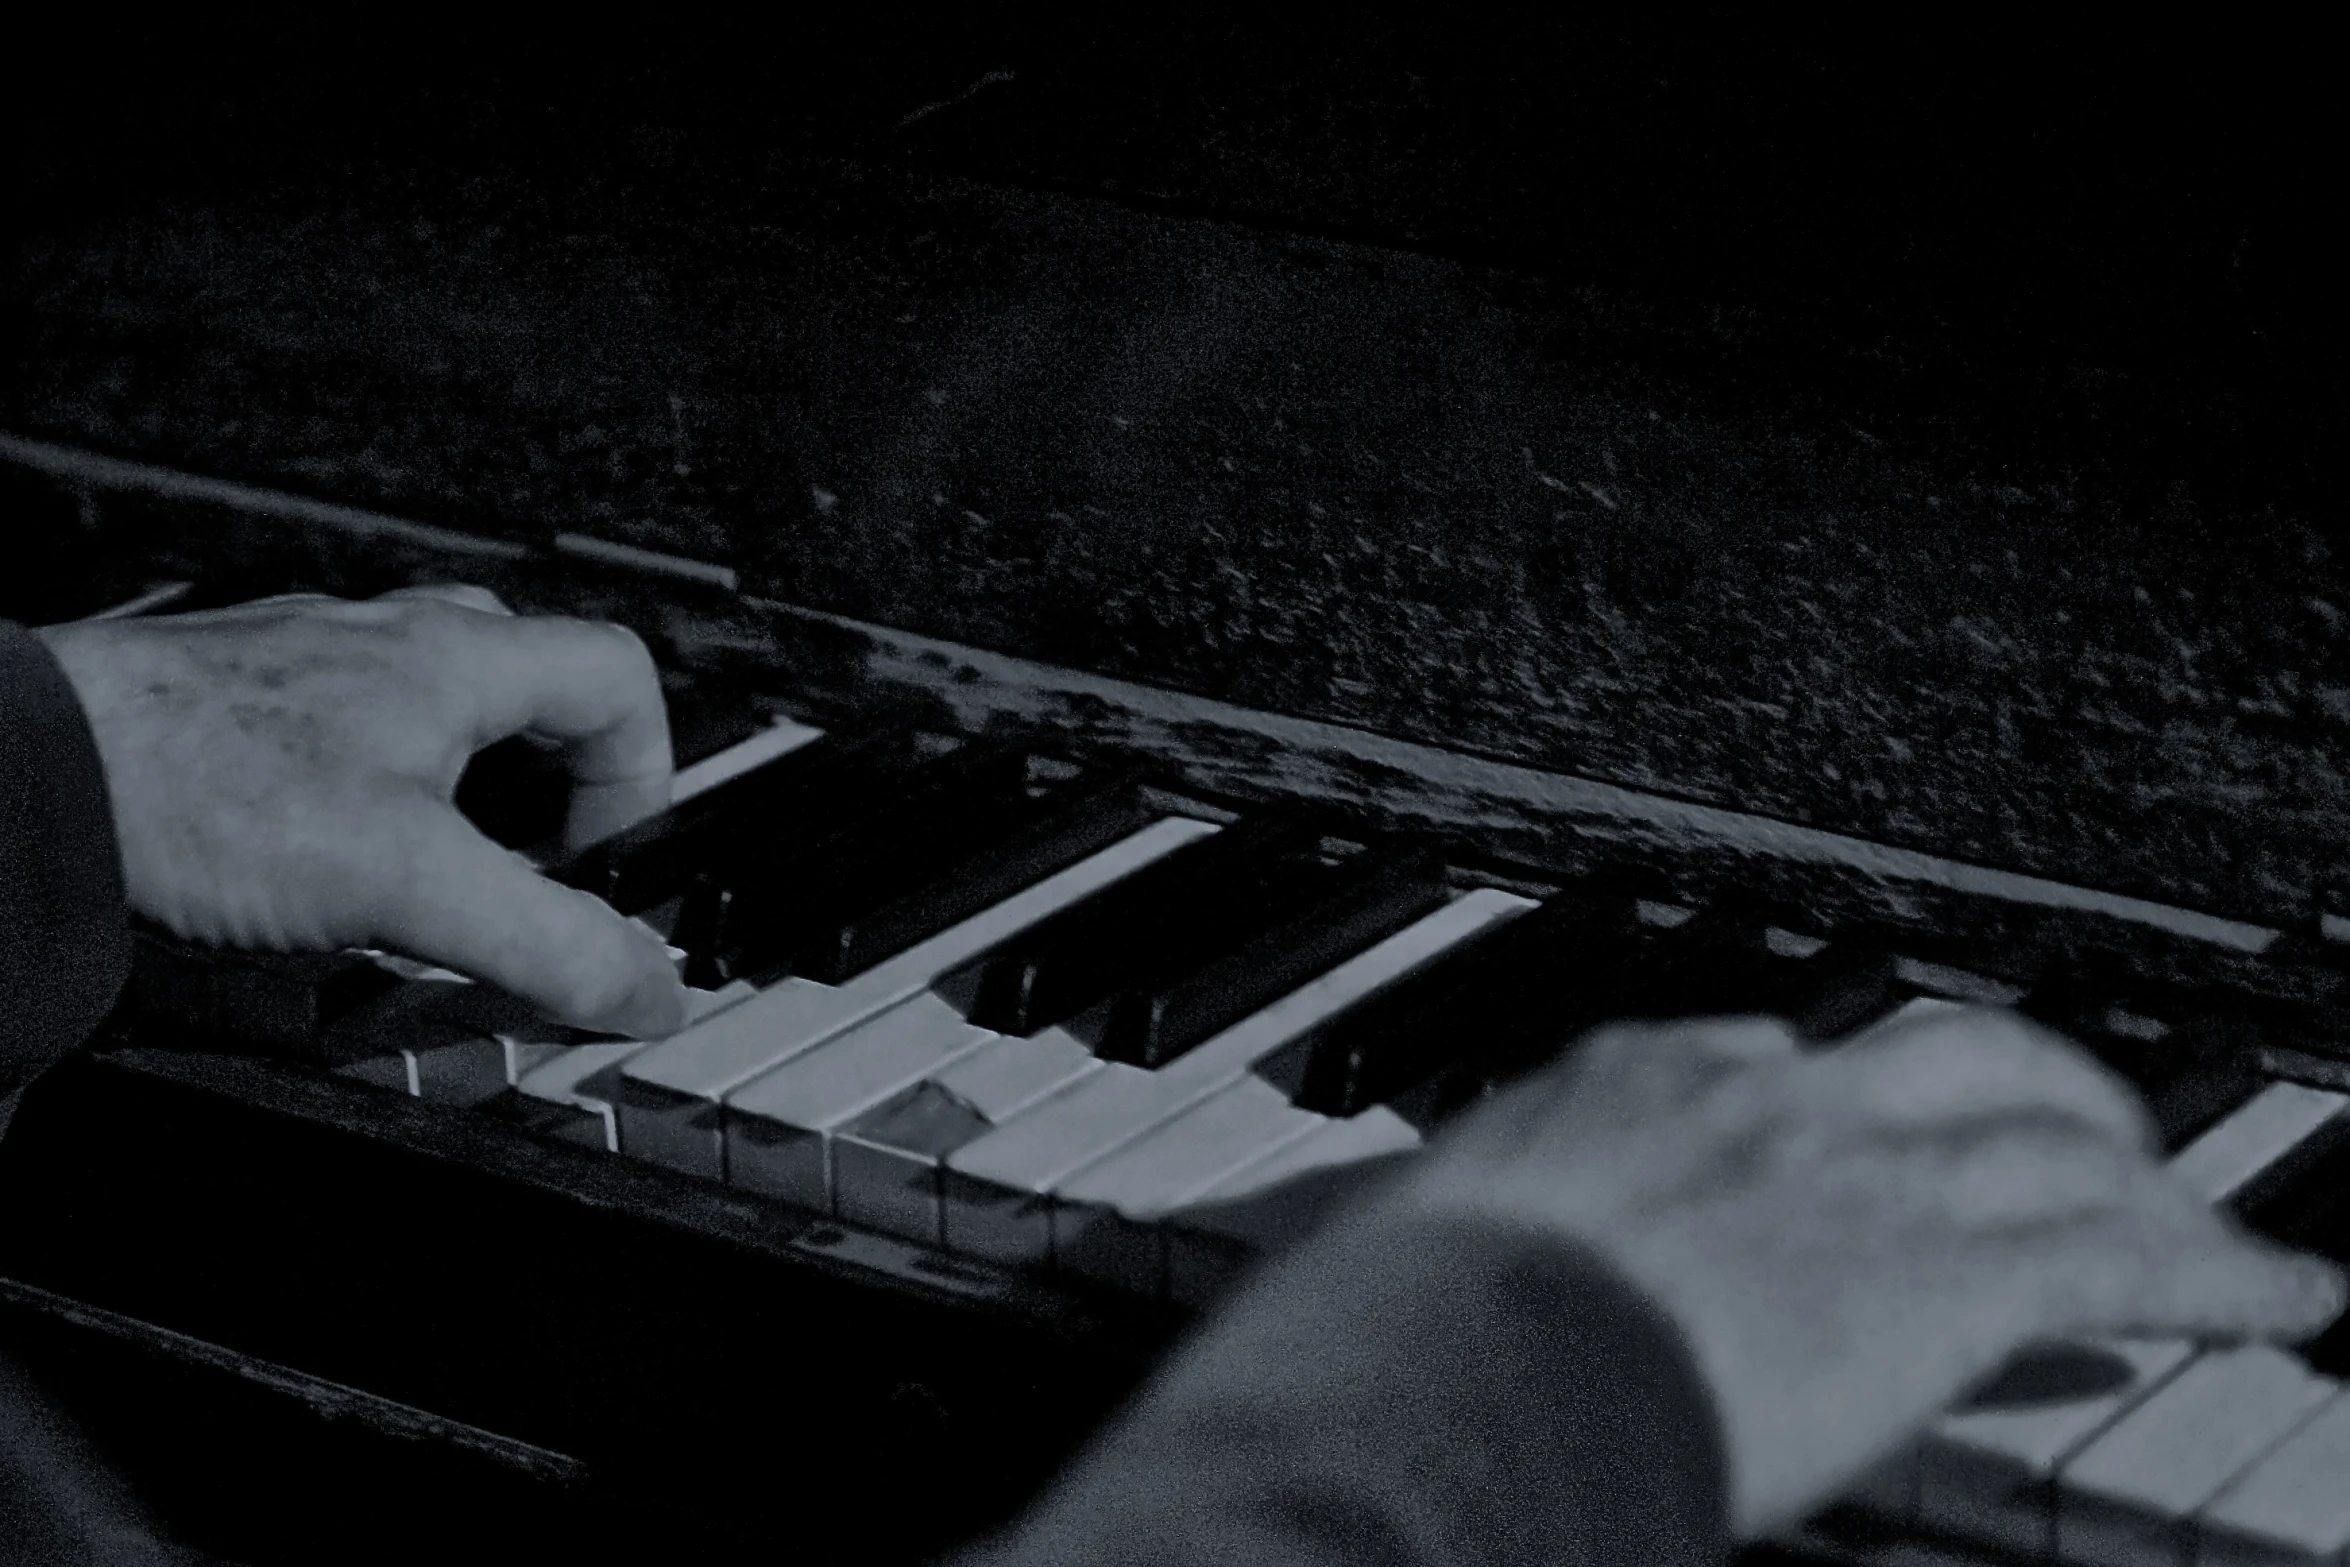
<box><xmin>9</xmin><ymin>15</ymin><xmax>2349</xmax><ymax>927</ymax></box>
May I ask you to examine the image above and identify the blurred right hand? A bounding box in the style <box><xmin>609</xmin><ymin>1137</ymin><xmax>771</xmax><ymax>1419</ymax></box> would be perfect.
<box><xmin>1384</xmin><ymin>1004</ymin><xmax>2346</xmax><ymax>1539</ymax></box>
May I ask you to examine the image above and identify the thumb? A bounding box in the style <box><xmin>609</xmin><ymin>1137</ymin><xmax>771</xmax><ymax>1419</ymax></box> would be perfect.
<box><xmin>370</xmin><ymin>794</ymin><xmax>691</xmax><ymax>1037</ymax></box>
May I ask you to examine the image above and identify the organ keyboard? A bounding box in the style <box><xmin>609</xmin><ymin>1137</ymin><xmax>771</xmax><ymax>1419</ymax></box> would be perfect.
<box><xmin>8</xmin><ymin>450</ymin><xmax>2350</xmax><ymax>1567</ymax></box>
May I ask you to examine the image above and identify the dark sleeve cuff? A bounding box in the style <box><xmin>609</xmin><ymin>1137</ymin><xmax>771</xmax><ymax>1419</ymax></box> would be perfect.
<box><xmin>0</xmin><ymin>622</ymin><xmax>131</xmax><ymax>1095</ymax></box>
<box><xmin>968</xmin><ymin>1207</ymin><xmax>1729</xmax><ymax>1567</ymax></box>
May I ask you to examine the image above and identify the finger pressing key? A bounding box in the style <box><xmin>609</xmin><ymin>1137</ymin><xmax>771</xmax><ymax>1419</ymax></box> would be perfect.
<box><xmin>372</xmin><ymin>796</ymin><xmax>690</xmax><ymax>1039</ymax></box>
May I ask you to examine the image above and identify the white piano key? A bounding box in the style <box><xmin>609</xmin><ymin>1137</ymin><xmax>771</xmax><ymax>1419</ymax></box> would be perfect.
<box><xmin>1063</xmin><ymin>1077</ymin><xmax>1327</xmax><ymax>1224</ymax></box>
<box><xmin>723</xmin><ymin>1003</ymin><xmax>996</xmax><ymax>1209</ymax></box>
<box><xmin>1165</xmin><ymin>1109</ymin><xmax>1423</xmax><ymax>1306</ymax></box>
<box><xmin>930</xmin><ymin>1031</ymin><xmax>1104</xmax><ymax>1122</ymax></box>
<box><xmin>942</xmin><ymin>889</ymin><xmax>1532</xmax><ymax>1267</ymax></box>
<box><xmin>1051</xmin><ymin>1077</ymin><xmax>1325</xmax><ymax>1295</ymax></box>
<box><xmin>942</xmin><ymin>1062</ymin><xmax>1175</xmax><ymax>1265</ymax></box>
<box><xmin>507</xmin><ymin>984</ymin><xmax>756</xmax><ymax>1153</ymax></box>
<box><xmin>2168</xmin><ymin>1080</ymin><xmax>2350</xmax><ymax>1204</ymax></box>
<box><xmin>1911</xmin><ymin>1337</ymin><xmax>2200</xmax><ymax>1556</ymax></box>
<box><xmin>1189</xmin><ymin>1105</ymin><xmax>1425</xmax><ymax>1205</ymax></box>
<box><xmin>668</xmin><ymin>716</ymin><xmax>825</xmax><ymax>803</ymax></box>
<box><xmin>833</xmin><ymin>1084</ymin><xmax>999</xmax><ymax>1246</ymax></box>
<box><xmin>2197</xmin><ymin>1391</ymin><xmax>2350</xmax><ymax>1564</ymax></box>
<box><xmin>2054</xmin><ymin>1346</ymin><xmax>2337</xmax><ymax>1567</ymax></box>
<box><xmin>1862</xmin><ymin>1078</ymin><xmax>2350</xmax><ymax>1546</ymax></box>
<box><xmin>831</xmin><ymin>1033</ymin><xmax>1103</xmax><ymax>1244</ymax></box>
<box><xmin>614</xmin><ymin>816</ymin><xmax>1219</xmax><ymax>1176</ymax></box>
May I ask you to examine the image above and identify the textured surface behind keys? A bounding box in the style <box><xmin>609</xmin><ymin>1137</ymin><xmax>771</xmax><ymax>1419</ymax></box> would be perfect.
<box><xmin>17</xmin><ymin>36</ymin><xmax>2350</xmax><ymax>936</ymax></box>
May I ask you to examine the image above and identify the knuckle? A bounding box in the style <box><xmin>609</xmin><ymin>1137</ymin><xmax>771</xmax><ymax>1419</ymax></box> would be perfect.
<box><xmin>595</xmin><ymin>618</ymin><xmax>661</xmax><ymax>675</ymax></box>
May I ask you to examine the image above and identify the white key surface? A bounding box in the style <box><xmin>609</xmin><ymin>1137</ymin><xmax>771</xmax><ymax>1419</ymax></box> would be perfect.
<box><xmin>1056</xmin><ymin>1076</ymin><xmax>1324</xmax><ymax>1221</ymax></box>
<box><xmin>1189</xmin><ymin>1107</ymin><xmax>1424</xmax><ymax>1204</ymax></box>
<box><xmin>951</xmin><ymin>888</ymin><xmax>1532</xmax><ymax>1197</ymax></box>
<box><xmin>930</xmin><ymin>1031</ymin><xmax>1102</xmax><ymax>1123</ymax></box>
<box><xmin>622</xmin><ymin>816</ymin><xmax>1218</xmax><ymax>1101</ymax></box>
<box><xmin>513</xmin><ymin>983</ymin><xmax>755</xmax><ymax>1105</ymax></box>
<box><xmin>948</xmin><ymin>1063</ymin><xmax>1185</xmax><ymax>1192</ymax></box>
<box><xmin>2057</xmin><ymin>1345</ymin><xmax>2336</xmax><ymax>1516</ymax></box>
<box><xmin>2197</xmin><ymin>1390</ymin><xmax>2350</xmax><ymax>1557</ymax></box>
<box><xmin>1898</xmin><ymin>1073</ymin><xmax>2350</xmax><ymax>1541</ymax></box>
<box><xmin>725</xmin><ymin>1003</ymin><xmax>995</xmax><ymax>1132</ymax></box>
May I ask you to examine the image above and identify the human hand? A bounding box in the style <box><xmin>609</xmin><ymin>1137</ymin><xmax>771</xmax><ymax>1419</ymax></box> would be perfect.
<box><xmin>1384</xmin><ymin>1004</ymin><xmax>2346</xmax><ymax>1538</ymax></box>
<box><xmin>37</xmin><ymin>584</ymin><xmax>690</xmax><ymax>1038</ymax></box>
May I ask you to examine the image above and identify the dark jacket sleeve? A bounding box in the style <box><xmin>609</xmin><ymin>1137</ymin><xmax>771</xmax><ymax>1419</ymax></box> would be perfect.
<box><xmin>0</xmin><ymin>620</ymin><xmax>132</xmax><ymax>1097</ymax></box>
<box><xmin>956</xmin><ymin>1204</ymin><xmax>1730</xmax><ymax>1567</ymax></box>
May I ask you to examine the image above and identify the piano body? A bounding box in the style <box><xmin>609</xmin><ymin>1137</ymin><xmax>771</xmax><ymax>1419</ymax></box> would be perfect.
<box><xmin>6</xmin><ymin>22</ymin><xmax>2350</xmax><ymax>1565</ymax></box>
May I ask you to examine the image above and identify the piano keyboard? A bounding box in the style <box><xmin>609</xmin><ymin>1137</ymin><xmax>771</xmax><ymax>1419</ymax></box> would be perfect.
<box><xmin>9</xmin><ymin>561</ymin><xmax>2343</xmax><ymax>1567</ymax></box>
<box><xmin>251</xmin><ymin>708</ymin><xmax>2350</xmax><ymax>1566</ymax></box>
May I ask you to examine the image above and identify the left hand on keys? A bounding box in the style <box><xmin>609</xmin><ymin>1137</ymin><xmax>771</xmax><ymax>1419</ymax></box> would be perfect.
<box><xmin>38</xmin><ymin>584</ymin><xmax>692</xmax><ymax>1038</ymax></box>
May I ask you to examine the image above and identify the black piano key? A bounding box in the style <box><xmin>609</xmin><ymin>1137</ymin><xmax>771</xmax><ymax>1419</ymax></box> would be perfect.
<box><xmin>1392</xmin><ymin>907</ymin><xmax>1817</xmax><ymax>1128</ymax></box>
<box><xmin>930</xmin><ymin>812</ymin><xmax>1324</xmax><ymax>1035</ymax></box>
<box><xmin>1605</xmin><ymin>907</ymin><xmax>1797</xmax><ymax>1019</ymax></box>
<box><xmin>1081</xmin><ymin>841</ymin><xmax>1453</xmax><ymax>1069</ymax></box>
<box><xmin>800</xmin><ymin>769</ymin><xmax>1159</xmax><ymax>984</ymax></box>
<box><xmin>670</xmin><ymin>871</ymin><xmax>736</xmax><ymax>992</ymax></box>
<box><xmin>553</xmin><ymin>729</ymin><xmax>913</xmax><ymax>913</ymax></box>
<box><xmin>1375</xmin><ymin>904</ymin><xmax>1906</xmax><ymax>1130</ymax></box>
<box><xmin>680</xmin><ymin>743</ymin><xmax>1045</xmax><ymax>985</ymax></box>
<box><xmin>1274</xmin><ymin>884</ymin><xmax>1653</xmax><ymax>1117</ymax></box>
<box><xmin>2019</xmin><ymin>974</ymin><xmax>2270</xmax><ymax>1154</ymax></box>
<box><xmin>1781</xmin><ymin>945</ymin><xmax>1918</xmax><ymax>1042</ymax></box>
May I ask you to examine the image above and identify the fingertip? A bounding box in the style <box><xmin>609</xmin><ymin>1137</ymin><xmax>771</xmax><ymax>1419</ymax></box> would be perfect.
<box><xmin>578</xmin><ymin>912</ymin><xmax>693</xmax><ymax>1038</ymax></box>
<box><xmin>2275</xmin><ymin>1251</ymin><xmax>2349</xmax><ymax>1338</ymax></box>
<box><xmin>2181</xmin><ymin>1239</ymin><xmax>2350</xmax><ymax>1344</ymax></box>
<box><xmin>596</xmin><ymin>970</ymin><xmax>693</xmax><ymax>1040</ymax></box>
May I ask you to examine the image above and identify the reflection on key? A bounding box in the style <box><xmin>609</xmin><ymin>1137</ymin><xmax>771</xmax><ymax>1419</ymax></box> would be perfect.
<box><xmin>2054</xmin><ymin>1346</ymin><xmax>2336</xmax><ymax>1567</ymax></box>
<box><xmin>942</xmin><ymin>890</ymin><xmax>1533</xmax><ymax>1266</ymax></box>
<box><xmin>724</xmin><ymin>1001</ymin><xmax>995</xmax><ymax>1209</ymax></box>
<box><xmin>1872</xmin><ymin>1079</ymin><xmax>2350</xmax><ymax>1552</ymax></box>
<box><xmin>831</xmin><ymin>1031</ymin><xmax>1102</xmax><ymax>1245</ymax></box>
<box><xmin>1051</xmin><ymin>1077</ymin><xmax>1323</xmax><ymax>1296</ymax></box>
<box><xmin>2196</xmin><ymin>1390</ymin><xmax>2350</xmax><ymax>1565</ymax></box>
<box><xmin>617</xmin><ymin>817</ymin><xmax>1220</xmax><ymax>1178</ymax></box>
